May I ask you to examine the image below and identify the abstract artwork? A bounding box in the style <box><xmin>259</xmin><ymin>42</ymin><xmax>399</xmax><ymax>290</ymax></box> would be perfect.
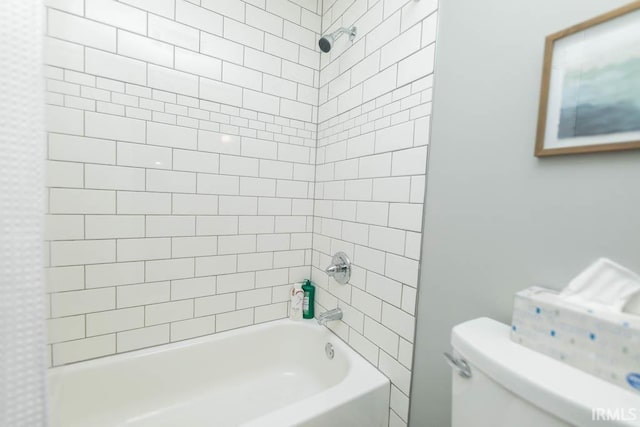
<box><xmin>535</xmin><ymin>2</ymin><xmax>640</xmax><ymax>156</ymax></box>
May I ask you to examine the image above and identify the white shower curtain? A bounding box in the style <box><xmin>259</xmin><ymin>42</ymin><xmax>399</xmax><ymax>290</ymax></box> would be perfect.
<box><xmin>0</xmin><ymin>0</ymin><xmax>48</xmax><ymax>426</ymax></box>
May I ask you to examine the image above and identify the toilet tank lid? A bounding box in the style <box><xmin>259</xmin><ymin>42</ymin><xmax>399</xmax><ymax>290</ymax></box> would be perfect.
<box><xmin>451</xmin><ymin>317</ymin><xmax>640</xmax><ymax>427</ymax></box>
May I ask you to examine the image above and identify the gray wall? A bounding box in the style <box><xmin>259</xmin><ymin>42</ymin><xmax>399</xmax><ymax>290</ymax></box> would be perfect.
<box><xmin>410</xmin><ymin>1</ymin><xmax>640</xmax><ymax>426</ymax></box>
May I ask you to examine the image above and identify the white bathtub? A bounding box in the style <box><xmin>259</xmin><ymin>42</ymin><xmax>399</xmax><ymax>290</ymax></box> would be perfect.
<box><xmin>48</xmin><ymin>319</ymin><xmax>390</xmax><ymax>427</ymax></box>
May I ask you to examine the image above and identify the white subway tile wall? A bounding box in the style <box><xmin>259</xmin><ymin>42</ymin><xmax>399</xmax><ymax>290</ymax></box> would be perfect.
<box><xmin>45</xmin><ymin>0</ymin><xmax>321</xmax><ymax>366</ymax></box>
<box><xmin>44</xmin><ymin>0</ymin><xmax>438</xmax><ymax>424</ymax></box>
<box><xmin>312</xmin><ymin>0</ymin><xmax>437</xmax><ymax>425</ymax></box>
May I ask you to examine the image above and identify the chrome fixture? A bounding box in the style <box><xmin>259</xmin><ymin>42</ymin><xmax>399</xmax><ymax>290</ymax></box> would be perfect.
<box><xmin>325</xmin><ymin>252</ymin><xmax>351</xmax><ymax>284</ymax></box>
<box><xmin>444</xmin><ymin>352</ymin><xmax>472</xmax><ymax>378</ymax></box>
<box><xmin>318</xmin><ymin>26</ymin><xmax>357</xmax><ymax>53</ymax></box>
<box><xmin>317</xmin><ymin>307</ymin><xmax>343</xmax><ymax>326</ymax></box>
<box><xmin>325</xmin><ymin>342</ymin><xmax>335</xmax><ymax>360</ymax></box>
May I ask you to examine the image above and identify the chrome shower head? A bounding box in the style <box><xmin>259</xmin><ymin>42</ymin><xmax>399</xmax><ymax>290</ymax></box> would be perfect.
<box><xmin>318</xmin><ymin>26</ymin><xmax>357</xmax><ymax>53</ymax></box>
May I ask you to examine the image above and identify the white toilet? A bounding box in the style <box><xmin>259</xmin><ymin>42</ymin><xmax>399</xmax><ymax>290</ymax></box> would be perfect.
<box><xmin>449</xmin><ymin>318</ymin><xmax>640</xmax><ymax>427</ymax></box>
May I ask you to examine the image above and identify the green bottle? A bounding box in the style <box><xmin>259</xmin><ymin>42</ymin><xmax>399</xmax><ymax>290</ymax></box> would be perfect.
<box><xmin>302</xmin><ymin>279</ymin><xmax>315</xmax><ymax>319</ymax></box>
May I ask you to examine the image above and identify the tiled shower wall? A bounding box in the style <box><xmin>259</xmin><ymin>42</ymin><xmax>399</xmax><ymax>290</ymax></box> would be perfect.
<box><xmin>311</xmin><ymin>0</ymin><xmax>437</xmax><ymax>425</ymax></box>
<box><xmin>44</xmin><ymin>0</ymin><xmax>322</xmax><ymax>366</ymax></box>
<box><xmin>44</xmin><ymin>0</ymin><xmax>438</xmax><ymax>424</ymax></box>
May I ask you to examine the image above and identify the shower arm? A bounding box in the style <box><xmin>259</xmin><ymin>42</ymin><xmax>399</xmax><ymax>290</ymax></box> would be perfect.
<box><xmin>330</xmin><ymin>26</ymin><xmax>357</xmax><ymax>42</ymax></box>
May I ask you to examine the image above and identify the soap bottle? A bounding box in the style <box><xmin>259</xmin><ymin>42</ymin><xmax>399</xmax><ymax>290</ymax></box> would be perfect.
<box><xmin>290</xmin><ymin>283</ymin><xmax>304</xmax><ymax>320</ymax></box>
<box><xmin>302</xmin><ymin>279</ymin><xmax>315</xmax><ymax>319</ymax></box>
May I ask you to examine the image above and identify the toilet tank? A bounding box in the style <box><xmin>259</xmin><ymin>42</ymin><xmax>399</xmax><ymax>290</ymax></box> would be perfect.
<box><xmin>450</xmin><ymin>318</ymin><xmax>640</xmax><ymax>427</ymax></box>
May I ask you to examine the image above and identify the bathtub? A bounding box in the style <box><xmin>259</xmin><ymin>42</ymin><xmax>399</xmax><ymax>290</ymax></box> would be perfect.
<box><xmin>48</xmin><ymin>319</ymin><xmax>390</xmax><ymax>427</ymax></box>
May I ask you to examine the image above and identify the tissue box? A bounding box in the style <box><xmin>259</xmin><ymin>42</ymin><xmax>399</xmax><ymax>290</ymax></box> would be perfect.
<box><xmin>511</xmin><ymin>286</ymin><xmax>640</xmax><ymax>394</ymax></box>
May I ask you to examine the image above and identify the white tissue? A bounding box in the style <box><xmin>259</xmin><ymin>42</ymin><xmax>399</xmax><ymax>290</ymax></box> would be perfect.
<box><xmin>560</xmin><ymin>258</ymin><xmax>640</xmax><ymax>314</ymax></box>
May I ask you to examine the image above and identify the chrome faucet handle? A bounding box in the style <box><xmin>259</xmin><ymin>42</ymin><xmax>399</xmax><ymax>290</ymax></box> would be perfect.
<box><xmin>325</xmin><ymin>264</ymin><xmax>346</xmax><ymax>274</ymax></box>
<box><xmin>325</xmin><ymin>252</ymin><xmax>351</xmax><ymax>285</ymax></box>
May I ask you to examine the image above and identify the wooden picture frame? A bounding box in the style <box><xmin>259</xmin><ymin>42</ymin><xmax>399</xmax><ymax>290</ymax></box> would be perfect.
<box><xmin>535</xmin><ymin>2</ymin><xmax>640</xmax><ymax>157</ymax></box>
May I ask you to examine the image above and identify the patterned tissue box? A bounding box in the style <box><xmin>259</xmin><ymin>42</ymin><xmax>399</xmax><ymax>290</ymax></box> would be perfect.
<box><xmin>511</xmin><ymin>286</ymin><xmax>640</xmax><ymax>394</ymax></box>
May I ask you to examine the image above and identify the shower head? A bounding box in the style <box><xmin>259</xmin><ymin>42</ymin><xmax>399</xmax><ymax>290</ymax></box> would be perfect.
<box><xmin>319</xmin><ymin>26</ymin><xmax>357</xmax><ymax>53</ymax></box>
<box><xmin>318</xmin><ymin>35</ymin><xmax>334</xmax><ymax>53</ymax></box>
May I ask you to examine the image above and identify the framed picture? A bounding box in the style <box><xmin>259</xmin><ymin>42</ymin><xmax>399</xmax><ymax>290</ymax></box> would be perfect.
<box><xmin>535</xmin><ymin>2</ymin><xmax>640</xmax><ymax>157</ymax></box>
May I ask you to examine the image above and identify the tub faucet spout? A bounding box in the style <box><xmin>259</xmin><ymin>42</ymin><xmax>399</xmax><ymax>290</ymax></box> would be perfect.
<box><xmin>317</xmin><ymin>308</ymin><xmax>343</xmax><ymax>325</ymax></box>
